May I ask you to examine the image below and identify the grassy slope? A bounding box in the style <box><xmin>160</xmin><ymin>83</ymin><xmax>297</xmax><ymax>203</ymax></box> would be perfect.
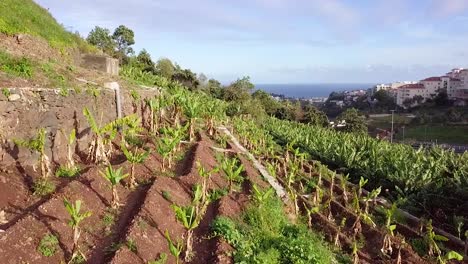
<box><xmin>0</xmin><ymin>0</ymin><xmax>92</xmax><ymax>50</ymax></box>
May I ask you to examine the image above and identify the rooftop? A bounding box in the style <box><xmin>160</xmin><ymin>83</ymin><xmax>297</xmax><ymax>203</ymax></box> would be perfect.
<box><xmin>400</xmin><ymin>83</ymin><xmax>425</xmax><ymax>89</ymax></box>
<box><xmin>421</xmin><ymin>77</ymin><xmax>441</xmax><ymax>82</ymax></box>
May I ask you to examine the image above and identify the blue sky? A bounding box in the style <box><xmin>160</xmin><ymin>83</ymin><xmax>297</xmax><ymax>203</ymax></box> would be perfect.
<box><xmin>36</xmin><ymin>0</ymin><xmax>468</xmax><ymax>84</ymax></box>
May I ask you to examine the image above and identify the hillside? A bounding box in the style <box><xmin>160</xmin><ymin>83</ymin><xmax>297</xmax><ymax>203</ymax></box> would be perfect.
<box><xmin>0</xmin><ymin>1</ymin><xmax>466</xmax><ymax>264</ymax></box>
<box><xmin>0</xmin><ymin>0</ymin><xmax>90</xmax><ymax>50</ymax></box>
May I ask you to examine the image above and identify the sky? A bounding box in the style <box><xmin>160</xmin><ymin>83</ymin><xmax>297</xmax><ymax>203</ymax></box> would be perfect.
<box><xmin>36</xmin><ymin>0</ymin><xmax>468</xmax><ymax>84</ymax></box>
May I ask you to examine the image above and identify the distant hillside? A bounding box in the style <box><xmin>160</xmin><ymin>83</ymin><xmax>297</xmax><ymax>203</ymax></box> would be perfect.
<box><xmin>0</xmin><ymin>0</ymin><xmax>91</xmax><ymax>50</ymax></box>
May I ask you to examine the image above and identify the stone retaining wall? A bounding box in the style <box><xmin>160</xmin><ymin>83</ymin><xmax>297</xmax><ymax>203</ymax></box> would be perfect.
<box><xmin>0</xmin><ymin>85</ymin><xmax>158</xmax><ymax>168</ymax></box>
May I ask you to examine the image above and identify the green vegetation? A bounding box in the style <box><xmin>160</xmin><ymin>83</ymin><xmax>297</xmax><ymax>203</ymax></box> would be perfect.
<box><xmin>0</xmin><ymin>50</ymin><xmax>33</xmax><ymax>78</ymax></box>
<box><xmin>63</xmin><ymin>199</ymin><xmax>92</xmax><ymax>263</ymax></box>
<box><xmin>32</xmin><ymin>178</ymin><xmax>55</xmax><ymax>196</ymax></box>
<box><xmin>101</xmin><ymin>165</ymin><xmax>128</xmax><ymax>209</ymax></box>
<box><xmin>262</xmin><ymin>117</ymin><xmax>468</xmax><ymax>221</ymax></box>
<box><xmin>211</xmin><ymin>193</ymin><xmax>335</xmax><ymax>263</ymax></box>
<box><xmin>37</xmin><ymin>234</ymin><xmax>59</xmax><ymax>257</ymax></box>
<box><xmin>0</xmin><ymin>0</ymin><xmax>93</xmax><ymax>50</ymax></box>
<box><xmin>396</xmin><ymin>125</ymin><xmax>468</xmax><ymax>144</ymax></box>
<box><xmin>14</xmin><ymin>128</ymin><xmax>51</xmax><ymax>179</ymax></box>
<box><xmin>164</xmin><ymin>230</ymin><xmax>183</xmax><ymax>264</ymax></box>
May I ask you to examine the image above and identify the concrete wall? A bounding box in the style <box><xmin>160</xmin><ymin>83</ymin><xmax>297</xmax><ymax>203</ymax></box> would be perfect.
<box><xmin>0</xmin><ymin>86</ymin><xmax>158</xmax><ymax>168</ymax></box>
<box><xmin>81</xmin><ymin>54</ymin><xmax>120</xmax><ymax>76</ymax></box>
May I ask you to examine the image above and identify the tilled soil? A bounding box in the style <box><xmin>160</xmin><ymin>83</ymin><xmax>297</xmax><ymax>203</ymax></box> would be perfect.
<box><xmin>0</xmin><ymin>133</ymin><xmax>265</xmax><ymax>264</ymax></box>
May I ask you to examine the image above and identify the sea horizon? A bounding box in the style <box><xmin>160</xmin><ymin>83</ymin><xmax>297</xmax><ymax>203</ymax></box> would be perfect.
<box><xmin>255</xmin><ymin>83</ymin><xmax>377</xmax><ymax>98</ymax></box>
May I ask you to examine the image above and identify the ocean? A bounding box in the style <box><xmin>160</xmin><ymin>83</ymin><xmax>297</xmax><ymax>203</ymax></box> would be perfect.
<box><xmin>255</xmin><ymin>83</ymin><xmax>376</xmax><ymax>98</ymax></box>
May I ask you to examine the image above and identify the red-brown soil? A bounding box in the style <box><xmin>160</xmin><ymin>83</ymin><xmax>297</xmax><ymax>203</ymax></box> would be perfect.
<box><xmin>0</xmin><ymin>130</ymin><xmax>267</xmax><ymax>263</ymax></box>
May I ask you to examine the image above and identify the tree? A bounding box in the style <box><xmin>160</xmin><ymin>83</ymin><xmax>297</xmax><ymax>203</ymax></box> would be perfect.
<box><xmin>302</xmin><ymin>105</ymin><xmax>329</xmax><ymax>127</ymax></box>
<box><xmin>206</xmin><ymin>79</ymin><xmax>224</xmax><ymax>99</ymax></box>
<box><xmin>172</xmin><ymin>68</ymin><xmax>199</xmax><ymax>90</ymax></box>
<box><xmin>112</xmin><ymin>25</ymin><xmax>135</xmax><ymax>63</ymax></box>
<box><xmin>435</xmin><ymin>91</ymin><xmax>449</xmax><ymax>106</ymax></box>
<box><xmin>156</xmin><ymin>58</ymin><xmax>175</xmax><ymax>79</ymax></box>
<box><xmin>252</xmin><ymin>90</ymin><xmax>280</xmax><ymax>115</ymax></box>
<box><xmin>337</xmin><ymin>108</ymin><xmax>367</xmax><ymax>134</ymax></box>
<box><xmin>223</xmin><ymin>76</ymin><xmax>254</xmax><ymax>102</ymax></box>
<box><xmin>198</xmin><ymin>73</ymin><xmax>208</xmax><ymax>88</ymax></box>
<box><xmin>86</xmin><ymin>26</ymin><xmax>115</xmax><ymax>54</ymax></box>
<box><xmin>137</xmin><ymin>49</ymin><xmax>155</xmax><ymax>72</ymax></box>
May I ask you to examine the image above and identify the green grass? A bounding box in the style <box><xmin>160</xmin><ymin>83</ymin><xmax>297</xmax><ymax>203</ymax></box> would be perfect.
<box><xmin>0</xmin><ymin>0</ymin><xmax>94</xmax><ymax>51</ymax></box>
<box><xmin>367</xmin><ymin>114</ymin><xmax>412</xmax><ymax>130</ymax></box>
<box><xmin>0</xmin><ymin>50</ymin><xmax>34</xmax><ymax>78</ymax></box>
<box><xmin>211</xmin><ymin>195</ymin><xmax>338</xmax><ymax>264</ymax></box>
<box><xmin>396</xmin><ymin>125</ymin><xmax>468</xmax><ymax>144</ymax></box>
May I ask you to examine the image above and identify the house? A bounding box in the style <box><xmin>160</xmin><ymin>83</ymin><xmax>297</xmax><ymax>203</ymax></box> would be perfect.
<box><xmin>396</xmin><ymin>83</ymin><xmax>426</xmax><ymax>107</ymax></box>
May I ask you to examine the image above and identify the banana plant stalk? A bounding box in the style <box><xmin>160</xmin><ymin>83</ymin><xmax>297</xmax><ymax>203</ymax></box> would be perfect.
<box><xmin>14</xmin><ymin>128</ymin><xmax>51</xmax><ymax>179</ymax></box>
<box><xmin>101</xmin><ymin>166</ymin><xmax>128</xmax><ymax>208</ymax></box>
<box><xmin>121</xmin><ymin>142</ymin><xmax>150</xmax><ymax>188</ymax></box>
<box><xmin>63</xmin><ymin>199</ymin><xmax>91</xmax><ymax>263</ymax></box>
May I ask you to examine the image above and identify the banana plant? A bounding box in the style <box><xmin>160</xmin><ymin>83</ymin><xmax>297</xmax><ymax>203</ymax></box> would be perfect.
<box><xmin>164</xmin><ymin>230</ymin><xmax>183</xmax><ymax>264</ymax></box>
<box><xmin>121</xmin><ymin>142</ymin><xmax>150</xmax><ymax>188</ymax></box>
<box><xmin>381</xmin><ymin>202</ymin><xmax>398</xmax><ymax>255</ymax></box>
<box><xmin>334</xmin><ymin>217</ymin><xmax>347</xmax><ymax>249</ymax></box>
<box><xmin>83</xmin><ymin>107</ymin><xmax>115</xmax><ymax>164</ymax></box>
<box><xmin>220</xmin><ymin>155</ymin><xmax>245</xmax><ymax>193</ymax></box>
<box><xmin>171</xmin><ymin>187</ymin><xmax>203</xmax><ymax>262</ymax></box>
<box><xmin>182</xmin><ymin>95</ymin><xmax>201</xmax><ymax>142</ymax></box>
<box><xmin>196</xmin><ymin>161</ymin><xmax>219</xmax><ymax>205</ymax></box>
<box><xmin>63</xmin><ymin>199</ymin><xmax>91</xmax><ymax>263</ymax></box>
<box><xmin>100</xmin><ymin>165</ymin><xmax>128</xmax><ymax>208</ymax></box>
<box><xmin>14</xmin><ymin>128</ymin><xmax>51</xmax><ymax>179</ymax></box>
<box><xmin>56</xmin><ymin>129</ymin><xmax>80</xmax><ymax>178</ymax></box>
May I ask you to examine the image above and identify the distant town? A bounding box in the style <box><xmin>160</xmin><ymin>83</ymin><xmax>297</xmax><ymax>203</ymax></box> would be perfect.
<box><xmin>271</xmin><ymin>68</ymin><xmax>468</xmax><ymax>109</ymax></box>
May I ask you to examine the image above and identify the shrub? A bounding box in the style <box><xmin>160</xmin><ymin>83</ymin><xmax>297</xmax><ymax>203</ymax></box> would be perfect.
<box><xmin>55</xmin><ymin>165</ymin><xmax>80</xmax><ymax>178</ymax></box>
<box><xmin>37</xmin><ymin>234</ymin><xmax>59</xmax><ymax>257</ymax></box>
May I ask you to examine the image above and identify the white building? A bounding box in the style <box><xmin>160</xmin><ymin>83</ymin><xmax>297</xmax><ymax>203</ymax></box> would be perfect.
<box><xmin>445</xmin><ymin>68</ymin><xmax>468</xmax><ymax>100</ymax></box>
<box><xmin>396</xmin><ymin>83</ymin><xmax>426</xmax><ymax>107</ymax></box>
<box><xmin>441</xmin><ymin>76</ymin><xmax>462</xmax><ymax>99</ymax></box>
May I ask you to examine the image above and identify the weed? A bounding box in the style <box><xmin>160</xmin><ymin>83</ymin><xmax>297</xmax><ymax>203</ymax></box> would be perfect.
<box><xmin>86</xmin><ymin>85</ymin><xmax>100</xmax><ymax>98</ymax></box>
<box><xmin>126</xmin><ymin>238</ymin><xmax>137</xmax><ymax>253</ymax></box>
<box><xmin>105</xmin><ymin>242</ymin><xmax>123</xmax><ymax>254</ymax></box>
<box><xmin>211</xmin><ymin>194</ymin><xmax>335</xmax><ymax>263</ymax></box>
<box><xmin>37</xmin><ymin>234</ymin><xmax>59</xmax><ymax>257</ymax></box>
<box><xmin>147</xmin><ymin>253</ymin><xmax>168</xmax><ymax>264</ymax></box>
<box><xmin>162</xmin><ymin>190</ymin><xmax>172</xmax><ymax>202</ymax></box>
<box><xmin>102</xmin><ymin>212</ymin><xmax>115</xmax><ymax>228</ymax></box>
<box><xmin>33</xmin><ymin>179</ymin><xmax>55</xmax><ymax>196</ymax></box>
<box><xmin>0</xmin><ymin>51</ymin><xmax>33</xmax><ymax>78</ymax></box>
<box><xmin>130</xmin><ymin>89</ymin><xmax>140</xmax><ymax>101</ymax></box>
<box><xmin>73</xmin><ymin>86</ymin><xmax>82</xmax><ymax>94</ymax></box>
<box><xmin>59</xmin><ymin>87</ymin><xmax>69</xmax><ymax>97</ymax></box>
<box><xmin>2</xmin><ymin>88</ymin><xmax>11</xmax><ymax>98</ymax></box>
<box><xmin>55</xmin><ymin>165</ymin><xmax>80</xmax><ymax>178</ymax></box>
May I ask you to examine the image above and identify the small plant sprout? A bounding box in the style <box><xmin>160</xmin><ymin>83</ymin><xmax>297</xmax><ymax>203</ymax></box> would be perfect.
<box><xmin>56</xmin><ymin>129</ymin><xmax>80</xmax><ymax>178</ymax></box>
<box><xmin>14</xmin><ymin>128</ymin><xmax>51</xmax><ymax>179</ymax></box>
<box><xmin>121</xmin><ymin>142</ymin><xmax>150</xmax><ymax>188</ymax></box>
<box><xmin>363</xmin><ymin>186</ymin><xmax>381</xmax><ymax>215</ymax></box>
<box><xmin>63</xmin><ymin>199</ymin><xmax>91</xmax><ymax>263</ymax></box>
<box><xmin>148</xmin><ymin>253</ymin><xmax>168</xmax><ymax>264</ymax></box>
<box><xmin>357</xmin><ymin>177</ymin><xmax>368</xmax><ymax>199</ymax></box>
<box><xmin>334</xmin><ymin>217</ymin><xmax>347</xmax><ymax>249</ymax></box>
<box><xmin>101</xmin><ymin>165</ymin><xmax>128</xmax><ymax>208</ymax></box>
<box><xmin>352</xmin><ymin>239</ymin><xmax>360</xmax><ymax>264</ymax></box>
<box><xmin>83</xmin><ymin>107</ymin><xmax>112</xmax><ymax>164</ymax></box>
<box><xmin>172</xmin><ymin>203</ymin><xmax>200</xmax><ymax>261</ymax></box>
<box><xmin>453</xmin><ymin>215</ymin><xmax>464</xmax><ymax>239</ymax></box>
<box><xmin>381</xmin><ymin>202</ymin><xmax>398</xmax><ymax>255</ymax></box>
<box><xmin>251</xmin><ymin>184</ymin><xmax>274</xmax><ymax>207</ymax></box>
<box><xmin>182</xmin><ymin>95</ymin><xmax>201</xmax><ymax>142</ymax></box>
<box><xmin>196</xmin><ymin>160</ymin><xmax>219</xmax><ymax>204</ymax></box>
<box><xmin>423</xmin><ymin>219</ymin><xmax>457</xmax><ymax>263</ymax></box>
<box><xmin>340</xmin><ymin>174</ymin><xmax>350</xmax><ymax>204</ymax></box>
<box><xmin>2</xmin><ymin>87</ymin><xmax>11</xmax><ymax>98</ymax></box>
<box><xmin>164</xmin><ymin>230</ymin><xmax>183</xmax><ymax>264</ymax></box>
<box><xmin>220</xmin><ymin>155</ymin><xmax>245</xmax><ymax>193</ymax></box>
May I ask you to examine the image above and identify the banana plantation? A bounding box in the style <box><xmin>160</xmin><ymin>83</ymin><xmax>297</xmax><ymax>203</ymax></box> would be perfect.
<box><xmin>0</xmin><ymin>78</ymin><xmax>466</xmax><ymax>263</ymax></box>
